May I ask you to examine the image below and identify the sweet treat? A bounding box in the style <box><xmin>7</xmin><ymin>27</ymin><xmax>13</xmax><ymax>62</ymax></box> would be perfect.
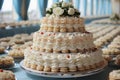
<box><xmin>0</xmin><ymin>42</ymin><xmax>9</xmax><ymax>48</ymax></box>
<box><xmin>0</xmin><ymin>37</ymin><xmax>11</xmax><ymax>42</ymax></box>
<box><xmin>13</xmin><ymin>39</ymin><xmax>24</xmax><ymax>44</ymax></box>
<box><xmin>108</xmin><ymin>44</ymin><xmax>120</xmax><ymax>49</ymax></box>
<box><xmin>13</xmin><ymin>34</ymin><xmax>22</xmax><ymax>39</ymax></box>
<box><xmin>102</xmin><ymin>48</ymin><xmax>120</xmax><ymax>55</ymax></box>
<box><xmin>23</xmin><ymin>1</ymin><xmax>106</xmax><ymax>73</ymax></box>
<box><xmin>8</xmin><ymin>49</ymin><xmax>24</xmax><ymax>58</ymax></box>
<box><xmin>109</xmin><ymin>70</ymin><xmax>120</xmax><ymax>80</ymax></box>
<box><xmin>22</xmin><ymin>36</ymin><xmax>33</xmax><ymax>42</ymax></box>
<box><xmin>0</xmin><ymin>69</ymin><xmax>15</xmax><ymax>80</ymax></box>
<box><xmin>0</xmin><ymin>56</ymin><xmax>14</xmax><ymax>68</ymax></box>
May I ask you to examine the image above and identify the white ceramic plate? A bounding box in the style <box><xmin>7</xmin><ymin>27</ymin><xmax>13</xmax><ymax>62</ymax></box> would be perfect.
<box><xmin>20</xmin><ymin>60</ymin><xmax>107</xmax><ymax>78</ymax></box>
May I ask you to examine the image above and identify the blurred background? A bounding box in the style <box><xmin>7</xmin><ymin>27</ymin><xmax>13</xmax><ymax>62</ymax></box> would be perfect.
<box><xmin>0</xmin><ymin>0</ymin><xmax>118</xmax><ymax>22</ymax></box>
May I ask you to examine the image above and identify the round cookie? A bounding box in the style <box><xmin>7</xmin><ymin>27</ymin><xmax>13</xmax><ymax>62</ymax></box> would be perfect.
<box><xmin>109</xmin><ymin>70</ymin><xmax>120</xmax><ymax>80</ymax></box>
<box><xmin>0</xmin><ymin>69</ymin><xmax>15</xmax><ymax>80</ymax></box>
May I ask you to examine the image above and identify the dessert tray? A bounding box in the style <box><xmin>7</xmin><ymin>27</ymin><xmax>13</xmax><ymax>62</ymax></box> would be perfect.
<box><xmin>20</xmin><ymin>60</ymin><xmax>107</xmax><ymax>78</ymax></box>
<box><xmin>4</xmin><ymin>49</ymin><xmax>24</xmax><ymax>62</ymax></box>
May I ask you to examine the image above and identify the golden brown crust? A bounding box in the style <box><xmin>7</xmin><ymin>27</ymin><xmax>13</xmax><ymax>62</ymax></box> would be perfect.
<box><xmin>23</xmin><ymin>60</ymin><xmax>106</xmax><ymax>73</ymax></box>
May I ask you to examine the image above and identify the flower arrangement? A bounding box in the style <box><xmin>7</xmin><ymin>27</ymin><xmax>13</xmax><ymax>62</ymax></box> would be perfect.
<box><xmin>110</xmin><ymin>14</ymin><xmax>120</xmax><ymax>21</ymax></box>
<box><xmin>46</xmin><ymin>1</ymin><xmax>80</xmax><ymax>17</ymax></box>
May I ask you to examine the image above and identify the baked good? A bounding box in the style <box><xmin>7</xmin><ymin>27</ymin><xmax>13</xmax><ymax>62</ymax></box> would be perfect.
<box><xmin>0</xmin><ymin>56</ymin><xmax>14</xmax><ymax>68</ymax></box>
<box><xmin>23</xmin><ymin>1</ymin><xmax>106</xmax><ymax>73</ymax></box>
<box><xmin>109</xmin><ymin>70</ymin><xmax>120</xmax><ymax>80</ymax></box>
<box><xmin>102</xmin><ymin>48</ymin><xmax>120</xmax><ymax>55</ymax></box>
<box><xmin>22</xmin><ymin>36</ymin><xmax>33</xmax><ymax>42</ymax></box>
<box><xmin>0</xmin><ymin>42</ymin><xmax>9</xmax><ymax>48</ymax></box>
<box><xmin>8</xmin><ymin>49</ymin><xmax>24</xmax><ymax>58</ymax></box>
<box><xmin>0</xmin><ymin>37</ymin><xmax>11</xmax><ymax>42</ymax></box>
<box><xmin>13</xmin><ymin>34</ymin><xmax>22</xmax><ymax>39</ymax></box>
<box><xmin>0</xmin><ymin>69</ymin><xmax>15</xmax><ymax>80</ymax></box>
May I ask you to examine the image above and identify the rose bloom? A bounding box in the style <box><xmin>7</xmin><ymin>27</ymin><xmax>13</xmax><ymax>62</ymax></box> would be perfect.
<box><xmin>68</xmin><ymin>8</ymin><xmax>75</xmax><ymax>15</ymax></box>
<box><xmin>46</xmin><ymin>14</ymin><xmax>50</xmax><ymax>17</ymax></box>
<box><xmin>53</xmin><ymin>7</ymin><xmax>64</xmax><ymax>16</ymax></box>
<box><xmin>46</xmin><ymin>8</ymin><xmax>51</xmax><ymax>12</ymax></box>
<box><xmin>52</xmin><ymin>3</ymin><xmax>57</xmax><ymax>8</ymax></box>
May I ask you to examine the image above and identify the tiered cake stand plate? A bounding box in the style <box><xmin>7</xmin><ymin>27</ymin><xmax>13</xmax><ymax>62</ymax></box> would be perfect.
<box><xmin>20</xmin><ymin>61</ymin><xmax>107</xmax><ymax>78</ymax></box>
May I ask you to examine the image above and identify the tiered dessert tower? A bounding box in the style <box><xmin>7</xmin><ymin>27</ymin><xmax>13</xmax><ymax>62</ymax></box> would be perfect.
<box><xmin>23</xmin><ymin>1</ymin><xmax>106</xmax><ymax>73</ymax></box>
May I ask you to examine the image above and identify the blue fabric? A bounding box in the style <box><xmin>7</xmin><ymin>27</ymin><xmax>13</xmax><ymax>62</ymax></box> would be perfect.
<box><xmin>74</xmin><ymin>0</ymin><xmax>80</xmax><ymax>10</ymax></box>
<box><xmin>53</xmin><ymin>0</ymin><xmax>59</xmax><ymax>3</ymax></box>
<box><xmin>95</xmin><ymin>0</ymin><xmax>99</xmax><ymax>15</ymax></box>
<box><xmin>108</xmin><ymin>0</ymin><xmax>112</xmax><ymax>15</ymax></box>
<box><xmin>0</xmin><ymin>0</ymin><xmax>4</xmax><ymax>10</ymax></box>
<box><xmin>89</xmin><ymin>0</ymin><xmax>93</xmax><ymax>15</ymax></box>
<box><xmin>13</xmin><ymin>0</ymin><xmax>30</xmax><ymax>21</ymax></box>
<box><xmin>103</xmin><ymin>0</ymin><xmax>106</xmax><ymax>15</ymax></box>
<box><xmin>63</xmin><ymin>0</ymin><xmax>70</xmax><ymax>2</ymax></box>
<box><xmin>83</xmin><ymin>0</ymin><xmax>87</xmax><ymax>16</ymax></box>
<box><xmin>38</xmin><ymin>0</ymin><xmax>48</xmax><ymax>19</ymax></box>
<box><xmin>99</xmin><ymin>0</ymin><xmax>103</xmax><ymax>15</ymax></box>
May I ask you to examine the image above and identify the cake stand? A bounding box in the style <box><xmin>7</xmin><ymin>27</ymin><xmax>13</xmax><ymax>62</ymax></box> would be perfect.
<box><xmin>20</xmin><ymin>60</ymin><xmax>107</xmax><ymax>78</ymax></box>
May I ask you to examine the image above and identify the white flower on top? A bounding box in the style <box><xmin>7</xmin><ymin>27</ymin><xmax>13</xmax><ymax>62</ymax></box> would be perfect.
<box><xmin>46</xmin><ymin>14</ymin><xmax>50</xmax><ymax>17</ymax></box>
<box><xmin>62</xmin><ymin>2</ymin><xmax>68</xmax><ymax>7</ymax></box>
<box><xmin>52</xmin><ymin>3</ymin><xmax>57</xmax><ymax>8</ymax></box>
<box><xmin>68</xmin><ymin>8</ymin><xmax>75</xmax><ymax>15</ymax></box>
<box><xmin>68</xmin><ymin>2</ymin><xmax>73</xmax><ymax>7</ymax></box>
<box><xmin>46</xmin><ymin>8</ymin><xmax>51</xmax><ymax>12</ymax></box>
<box><xmin>53</xmin><ymin>7</ymin><xmax>64</xmax><ymax>16</ymax></box>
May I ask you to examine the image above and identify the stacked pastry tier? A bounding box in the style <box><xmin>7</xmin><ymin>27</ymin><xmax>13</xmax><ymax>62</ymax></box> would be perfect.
<box><xmin>32</xmin><ymin>31</ymin><xmax>96</xmax><ymax>53</ymax></box>
<box><xmin>24</xmin><ymin>47</ymin><xmax>105</xmax><ymax>72</ymax></box>
<box><xmin>23</xmin><ymin>1</ymin><xmax>106</xmax><ymax>73</ymax></box>
<box><xmin>40</xmin><ymin>17</ymin><xmax>86</xmax><ymax>32</ymax></box>
<box><xmin>23</xmin><ymin>17</ymin><xmax>106</xmax><ymax>72</ymax></box>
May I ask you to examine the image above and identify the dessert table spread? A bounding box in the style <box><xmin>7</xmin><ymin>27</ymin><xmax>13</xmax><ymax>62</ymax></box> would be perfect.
<box><xmin>0</xmin><ymin>22</ymin><xmax>119</xmax><ymax>80</ymax></box>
